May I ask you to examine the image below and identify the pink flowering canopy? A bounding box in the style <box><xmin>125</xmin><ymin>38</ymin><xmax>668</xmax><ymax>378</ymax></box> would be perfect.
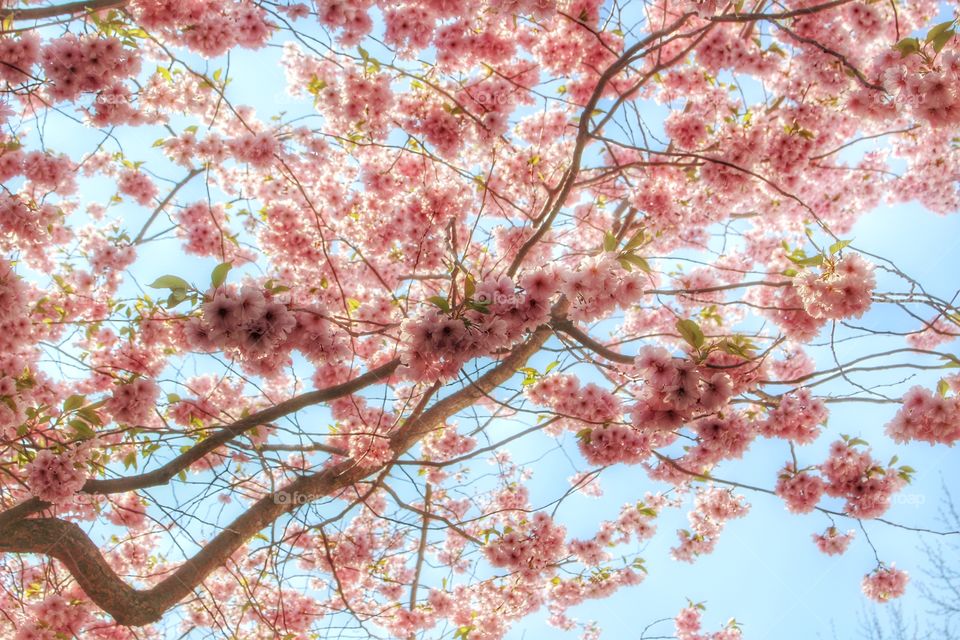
<box><xmin>0</xmin><ymin>0</ymin><xmax>959</xmax><ymax>637</ymax></box>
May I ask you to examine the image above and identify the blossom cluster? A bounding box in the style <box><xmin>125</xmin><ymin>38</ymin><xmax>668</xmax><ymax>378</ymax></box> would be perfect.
<box><xmin>885</xmin><ymin>384</ymin><xmax>960</xmax><ymax>445</ymax></box>
<box><xmin>795</xmin><ymin>254</ymin><xmax>876</xmax><ymax>320</ymax></box>
<box><xmin>631</xmin><ymin>346</ymin><xmax>735</xmax><ymax>431</ymax></box>
<box><xmin>0</xmin><ymin>263</ymin><xmax>33</xmax><ymax>354</ymax></box>
<box><xmin>15</xmin><ymin>594</ymin><xmax>89</xmax><ymax>640</ymax></box>
<box><xmin>821</xmin><ymin>440</ymin><xmax>906</xmax><ymax>519</ymax></box>
<box><xmin>675</xmin><ymin>604</ymin><xmax>742</xmax><ymax>640</ymax></box>
<box><xmin>861</xmin><ymin>565</ymin><xmax>909</xmax><ymax>603</ymax></box>
<box><xmin>484</xmin><ymin>512</ymin><xmax>566</xmax><ymax>579</ymax></box>
<box><xmin>26</xmin><ymin>445</ymin><xmax>91</xmax><ymax>505</ymax></box>
<box><xmin>560</xmin><ymin>255</ymin><xmax>645</xmax><ymax>323</ymax></box>
<box><xmin>0</xmin><ymin>32</ymin><xmax>40</xmax><ymax>85</ymax></box>
<box><xmin>760</xmin><ymin>388</ymin><xmax>828</xmax><ymax>444</ymax></box>
<box><xmin>135</xmin><ymin>0</ymin><xmax>272</xmax><ymax>57</ymax></box>
<box><xmin>775</xmin><ymin>469</ymin><xmax>825</xmax><ymax>514</ymax></box>
<box><xmin>106</xmin><ymin>377</ymin><xmax>161</xmax><ymax>426</ymax></box>
<box><xmin>193</xmin><ymin>286</ymin><xmax>297</xmax><ymax>360</ymax></box>
<box><xmin>812</xmin><ymin>527</ymin><xmax>855</xmax><ymax>556</ymax></box>
<box><xmin>874</xmin><ymin>50</ymin><xmax>960</xmax><ymax>129</ymax></box>
<box><xmin>671</xmin><ymin>488</ymin><xmax>749</xmax><ymax>563</ymax></box>
<box><xmin>41</xmin><ymin>35</ymin><xmax>140</xmax><ymax>102</ymax></box>
<box><xmin>117</xmin><ymin>169</ymin><xmax>158</xmax><ymax>206</ymax></box>
<box><xmin>399</xmin><ymin>272</ymin><xmax>554</xmax><ymax>381</ymax></box>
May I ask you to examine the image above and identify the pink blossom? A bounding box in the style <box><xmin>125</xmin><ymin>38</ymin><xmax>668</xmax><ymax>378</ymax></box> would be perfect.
<box><xmin>862</xmin><ymin>565</ymin><xmax>909</xmax><ymax>603</ymax></box>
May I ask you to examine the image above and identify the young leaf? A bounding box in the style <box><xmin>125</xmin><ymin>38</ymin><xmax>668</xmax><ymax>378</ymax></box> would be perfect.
<box><xmin>69</xmin><ymin>419</ymin><xmax>96</xmax><ymax>440</ymax></box>
<box><xmin>211</xmin><ymin>262</ymin><xmax>232</xmax><ymax>288</ymax></box>
<box><xmin>63</xmin><ymin>394</ymin><xmax>86</xmax><ymax>412</ymax></box>
<box><xmin>427</xmin><ymin>296</ymin><xmax>450</xmax><ymax>313</ymax></box>
<box><xmin>828</xmin><ymin>239</ymin><xmax>852</xmax><ymax>255</ymax></box>
<box><xmin>927</xmin><ymin>20</ymin><xmax>956</xmax><ymax>43</ymax></box>
<box><xmin>603</xmin><ymin>231</ymin><xmax>618</xmax><ymax>252</ymax></box>
<box><xmin>893</xmin><ymin>37</ymin><xmax>920</xmax><ymax>57</ymax></box>
<box><xmin>621</xmin><ymin>253</ymin><xmax>652</xmax><ymax>273</ymax></box>
<box><xmin>676</xmin><ymin>319</ymin><xmax>705</xmax><ymax>349</ymax></box>
<box><xmin>148</xmin><ymin>275</ymin><xmax>190</xmax><ymax>291</ymax></box>
<box><xmin>930</xmin><ymin>27</ymin><xmax>956</xmax><ymax>53</ymax></box>
<box><xmin>937</xmin><ymin>378</ymin><xmax>950</xmax><ymax>397</ymax></box>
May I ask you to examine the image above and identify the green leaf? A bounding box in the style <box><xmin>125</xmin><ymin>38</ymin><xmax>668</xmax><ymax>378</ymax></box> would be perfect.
<box><xmin>926</xmin><ymin>20</ymin><xmax>956</xmax><ymax>43</ymax></box>
<box><xmin>427</xmin><ymin>296</ymin><xmax>450</xmax><ymax>313</ymax></box>
<box><xmin>210</xmin><ymin>262</ymin><xmax>232</xmax><ymax>288</ymax></box>
<box><xmin>676</xmin><ymin>319</ymin><xmax>705</xmax><ymax>349</ymax></box>
<box><xmin>828</xmin><ymin>239</ymin><xmax>852</xmax><ymax>255</ymax></box>
<box><xmin>786</xmin><ymin>253</ymin><xmax>824</xmax><ymax>268</ymax></box>
<box><xmin>77</xmin><ymin>407</ymin><xmax>102</xmax><ymax>426</ymax></box>
<box><xmin>166</xmin><ymin>289</ymin><xmax>187</xmax><ymax>309</ymax></box>
<box><xmin>940</xmin><ymin>354</ymin><xmax>960</xmax><ymax>368</ymax></box>
<box><xmin>148</xmin><ymin>275</ymin><xmax>190</xmax><ymax>291</ymax></box>
<box><xmin>307</xmin><ymin>76</ymin><xmax>328</xmax><ymax>95</ymax></box>
<box><xmin>63</xmin><ymin>394</ymin><xmax>86</xmax><ymax>412</ymax></box>
<box><xmin>624</xmin><ymin>228</ymin><xmax>647</xmax><ymax>252</ymax></box>
<box><xmin>464</xmin><ymin>274</ymin><xmax>476</xmax><ymax>300</ymax></box>
<box><xmin>466</xmin><ymin>300</ymin><xmax>490</xmax><ymax>314</ymax></box>
<box><xmin>719</xmin><ymin>338</ymin><xmax>755</xmax><ymax>359</ymax></box>
<box><xmin>70</xmin><ymin>419</ymin><xmax>96</xmax><ymax>440</ymax></box>
<box><xmin>938</xmin><ymin>379</ymin><xmax>950</xmax><ymax>397</ymax></box>
<box><xmin>621</xmin><ymin>253</ymin><xmax>652</xmax><ymax>273</ymax></box>
<box><xmin>893</xmin><ymin>37</ymin><xmax>920</xmax><ymax>57</ymax></box>
<box><xmin>930</xmin><ymin>27</ymin><xmax>956</xmax><ymax>53</ymax></box>
<box><xmin>603</xmin><ymin>231</ymin><xmax>618</xmax><ymax>252</ymax></box>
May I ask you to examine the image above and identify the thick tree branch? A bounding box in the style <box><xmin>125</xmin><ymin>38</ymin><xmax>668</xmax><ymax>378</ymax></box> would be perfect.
<box><xmin>0</xmin><ymin>318</ymin><xmax>555</xmax><ymax>625</ymax></box>
<box><xmin>0</xmin><ymin>0</ymin><xmax>126</xmax><ymax>21</ymax></box>
<box><xmin>0</xmin><ymin>359</ymin><xmax>399</xmax><ymax>527</ymax></box>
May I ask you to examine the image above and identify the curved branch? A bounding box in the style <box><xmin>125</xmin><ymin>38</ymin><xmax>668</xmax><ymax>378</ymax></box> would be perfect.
<box><xmin>0</xmin><ymin>0</ymin><xmax>126</xmax><ymax>21</ymax></box>
<box><xmin>551</xmin><ymin>317</ymin><xmax>634</xmax><ymax>364</ymax></box>
<box><xmin>0</xmin><ymin>317</ymin><xmax>555</xmax><ymax>625</ymax></box>
<box><xmin>133</xmin><ymin>167</ymin><xmax>203</xmax><ymax>244</ymax></box>
<box><xmin>505</xmin><ymin>12</ymin><xmax>696</xmax><ymax>277</ymax></box>
<box><xmin>84</xmin><ymin>359</ymin><xmax>399</xmax><ymax>495</ymax></box>
<box><xmin>0</xmin><ymin>359</ymin><xmax>399</xmax><ymax>527</ymax></box>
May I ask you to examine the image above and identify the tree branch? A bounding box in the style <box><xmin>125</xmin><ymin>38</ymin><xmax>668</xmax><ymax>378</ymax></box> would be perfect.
<box><xmin>0</xmin><ymin>359</ymin><xmax>400</xmax><ymax>527</ymax></box>
<box><xmin>0</xmin><ymin>316</ymin><xmax>556</xmax><ymax>625</ymax></box>
<box><xmin>0</xmin><ymin>0</ymin><xmax>127</xmax><ymax>21</ymax></box>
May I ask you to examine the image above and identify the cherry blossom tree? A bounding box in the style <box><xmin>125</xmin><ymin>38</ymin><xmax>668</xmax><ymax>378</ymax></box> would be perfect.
<box><xmin>0</xmin><ymin>0</ymin><xmax>959</xmax><ymax>638</ymax></box>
